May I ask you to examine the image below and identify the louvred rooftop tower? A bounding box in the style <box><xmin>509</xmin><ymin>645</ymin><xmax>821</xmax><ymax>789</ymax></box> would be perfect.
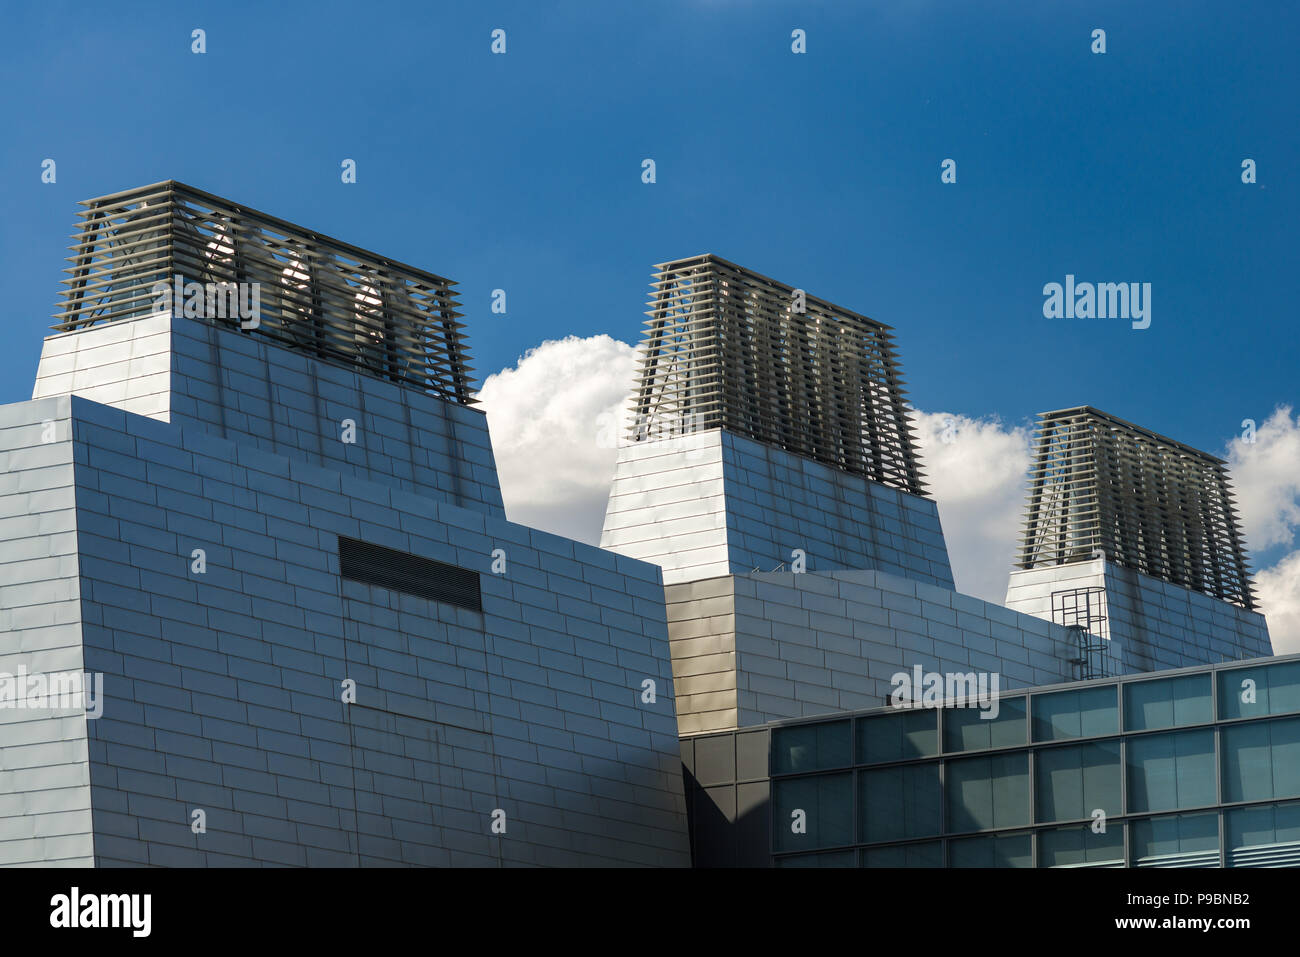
<box><xmin>1005</xmin><ymin>407</ymin><xmax>1269</xmax><ymax>674</ymax></box>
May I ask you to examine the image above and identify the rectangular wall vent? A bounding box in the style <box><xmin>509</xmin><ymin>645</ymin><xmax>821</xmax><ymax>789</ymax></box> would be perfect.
<box><xmin>338</xmin><ymin>536</ymin><xmax>482</xmax><ymax>611</ymax></box>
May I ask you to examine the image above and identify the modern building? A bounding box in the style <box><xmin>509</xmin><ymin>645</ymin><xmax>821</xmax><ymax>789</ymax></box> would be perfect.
<box><xmin>0</xmin><ymin>185</ymin><xmax>1287</xmax><ymax>868</ymax></box>
<box><xmin>595</xmin><ymin>256</ymin><xmax>1287</xmax><ymax>868</ymax></box>
<box><xmin>599</xmin><ymin>258</ymin><xmax>1272</xmax><ymax>738</ymax></box>
<box><xmin>0</xmin><ymin>182</ymin><xmax>690</xmax><ymax>867</ymax></box>
<box><xmin>682</xmin><ymin>654</ymin><xmax>1300</xmax><ymax>868</ymax></box>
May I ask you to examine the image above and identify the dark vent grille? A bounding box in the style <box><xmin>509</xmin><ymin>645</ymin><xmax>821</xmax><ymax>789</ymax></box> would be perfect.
<box><xmin>338</xmin><ymin>537</ymin><xmax>482</xmax><ymax>611</ymax></box>
<box><xmin>1017</xmin><ymin>406</ymin><xmax>1255</xmax><ymax>610</ymax></box>
<box><xmin>54</xmin><ymin>181</ymin><xmax>474</xmax><ymax>403</ymax></box>
<box><xmin>631</xmin><ymin>254</ymin><xmax>926</xmax><ymax>494</ymax></box>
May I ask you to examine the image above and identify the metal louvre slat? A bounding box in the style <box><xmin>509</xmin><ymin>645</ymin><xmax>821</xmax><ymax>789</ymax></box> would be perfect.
<box><xmin>1133</xmin><ymin>849</ymin><xmax>1221</xmax><ymax>867</ymax></box>
<box><xmin>1017</xmin><ymin>406</ymin><xmax>1256</xmax><ymax>610</ymax></box>
<box><xmin>628</xmin><ymin>254</ymin><xmax>927</xmax><ymax>495</ymax></box>
<box><xmin>52</xmin><ymin>181</ymin><xmax>474</xmax><ymax>404</ymax></box>
<box><xmin>1228</xmin><ymin>840</ymin><xmax>1300</xmax><ymax>867</ymax></box>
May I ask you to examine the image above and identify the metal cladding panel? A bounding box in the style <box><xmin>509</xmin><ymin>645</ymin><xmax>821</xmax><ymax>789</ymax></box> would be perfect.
<box><xmin>1017</xmin><ymin>407</ymin><xmax>1255</xmax><ymax>610</ymax></box>
<box><xmin>52</xmin><ymin>181</ymin><xmax>474</xmax><ymax>404</ymax></box>
<box><xmin>34</xmin><ymin>394</ymin><xmax>691</xmax><ymax>868</ymax></box>
<box><xmin>628</xmin><ymin>255</ymin><xmax>926</xmax><ymax>495</ymax></box>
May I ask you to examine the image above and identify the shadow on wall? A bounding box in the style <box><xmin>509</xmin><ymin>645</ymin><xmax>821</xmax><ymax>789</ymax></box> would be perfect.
<box><xmin>681</xmin><ymin>730</ymin><xmax>772</xmax><ymax>867</ymax></box>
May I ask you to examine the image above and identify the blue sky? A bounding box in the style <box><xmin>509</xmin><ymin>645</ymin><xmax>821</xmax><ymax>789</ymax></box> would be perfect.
<box><xmin>3</xmin><ymin>1</ymin><xmax>1295</xmax><ymax>433</ymax></box>
<box><xmin>2</xmin><ymin>1</ymin><xmax>1297</xmax><ymax>556</ymax></box>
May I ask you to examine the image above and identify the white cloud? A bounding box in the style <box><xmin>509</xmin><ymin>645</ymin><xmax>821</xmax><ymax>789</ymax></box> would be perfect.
<box><xmin>475</xmin><ymin>335</ymin><xmax>637</xmax><ymax>545</ymax></box>
<box><xmin>1226</xmin><ymin>406</ymin><xmax>1300</xmax><ymax>552</ymax></box>
<box><xmin>479</xmin><ymin>335</ymin><xmax>1034</xmax><ymax>603</ymax></box>
<box><xmin>910</xmin><ymin>411</ymin><xmax>1033</xmax><ymax>603</ymax></box>
<box><xmin>477</xmin><ymin>336</ymin><xmax>1300</xmax><ymax>654</ymax></box>
<box><xmin>1226</xmin><ymin>407</ymin><xmax>1300</xmax><ymax>653</ymax></box>
<box><xmin>1255</xmin><ymin>554</ymin><xmax>1300</xmax><ymax>655</ymax></box>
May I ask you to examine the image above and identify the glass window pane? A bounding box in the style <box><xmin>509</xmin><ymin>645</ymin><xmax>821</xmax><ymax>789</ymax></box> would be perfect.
<box><xmin>949</xmin><ymin>831</ymin><xmax>1032</xmax><ymax>867</ymax></box>
<box><xmin>772</xmin><ymin>774</ymin><xmax>852</xmax><ymax>852</ymax></box>
<box><xmin>1226</xmin><ymin>800</ymin><xmax>1300</xmax><ymax>867</ymax></box>
<box><xmin>1124</xmin><ymin>673</ymin><xmax>1213</xmax><ymax>731</ymax></box>
<box><xmin>1039</xmin><ymin>822</ymin><xmax>1125</xmax><ymax>867</ymax></box>
<box><xmin>943</xmin><ymin>697</ymin><xmax>1027</xmax><ymax>752</ymax></box>
<box><xmin>1035</xmin><ymin>740</ymin><xmax>1122</xmax><ymax>823</ymax></box>
<box><xmin>772</xmin><ymin>720</ymin><xmax>851</xmax><ymax>774</ymax></box>
<box><xmin>860</xmin><ymin>841</ymin><xmax>943</xmax><ymax>868</ymax></box>
<box><xmin>945</xmin><ymin>751</ymin><xmax>1029</xmax><ymax>833</ymax></box>
<box><xmin>1219</xmin><ymin>661</ymin><xmax>1300</xmax><ymax>720</ymax></box>
<box><xmin>775</xmin><ymin>850</ymin><xmax>855</xmax><ymax>867</ymax></box>
<box><xmin>1131</xmin><ymin>812</ymin><xmax>1219</xmax><ymax>867</ymax></box>
<box><xmin>1222</xmin><ymin>716</ymin><xmax>1300</xmax><ymax>803</ymax></box>
<box><xmin>1126</xmin><ymin>729</ymin><xmax>1216</xmax><ymax>813</ymax></box>
<box><xmin>858</xmin><ymin>763</ymin><xmax>941</xmax><ymax>842</ymax></box>
<box><xmin>856</xmin><ymin>709</ymin><xmax>937</xmax><ymax>765</ymax></box>
<box><xmin>1032</xmin><ymin>686</ymin><xmax>1118</xmax><ymax>741</ymax></box>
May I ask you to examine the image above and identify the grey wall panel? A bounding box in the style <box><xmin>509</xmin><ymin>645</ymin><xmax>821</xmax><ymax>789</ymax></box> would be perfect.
<box><xmin>1005</xmin><ymin>561</ymin><xmax>1271</xmax><ymax>674</ymax></box>
<box><xmin>31</xmin><ymin>314</ymin><xmax>506</xmax><ymax>521</ymax></box>
<box><xmin>2</xmin><ymin>383</ymin><xmax>689</xmax><ymax>868</ymax></box>
<box><xmin>667</xmin><ymin>568</ymin><xmax>1114</xmax><ymax>733</ymax></box>
<box><xmin>60</xmin><ymin>393</ymin><xmax>687</xmax><ymax>867</ymax></box>
<box><xmin>0</xmin><ymin>397</ymin><xmax>94</xmax><ymax>866</ymax></box>
<box><xmin>601</xmin><ymin>429</ymin><xmax>955</xmax><ymax>589</ymax></box>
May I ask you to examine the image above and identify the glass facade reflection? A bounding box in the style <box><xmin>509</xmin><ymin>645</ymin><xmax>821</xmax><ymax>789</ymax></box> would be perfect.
<box><xmin>728</xmin><ymin>656</ymin><xmax>1300</xmax><ymax>866</ymax></box>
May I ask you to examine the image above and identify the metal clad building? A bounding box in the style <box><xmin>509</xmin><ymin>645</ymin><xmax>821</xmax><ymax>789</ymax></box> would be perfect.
<box><xmin>0</xmin><ymin>184</ymin><xmax>690</xmax><ymax>867</ymax></box>
<box><xmin>0</xmin><ymin>187</ymin><xmax>1284</xmax><ymax>868</ymax></box>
